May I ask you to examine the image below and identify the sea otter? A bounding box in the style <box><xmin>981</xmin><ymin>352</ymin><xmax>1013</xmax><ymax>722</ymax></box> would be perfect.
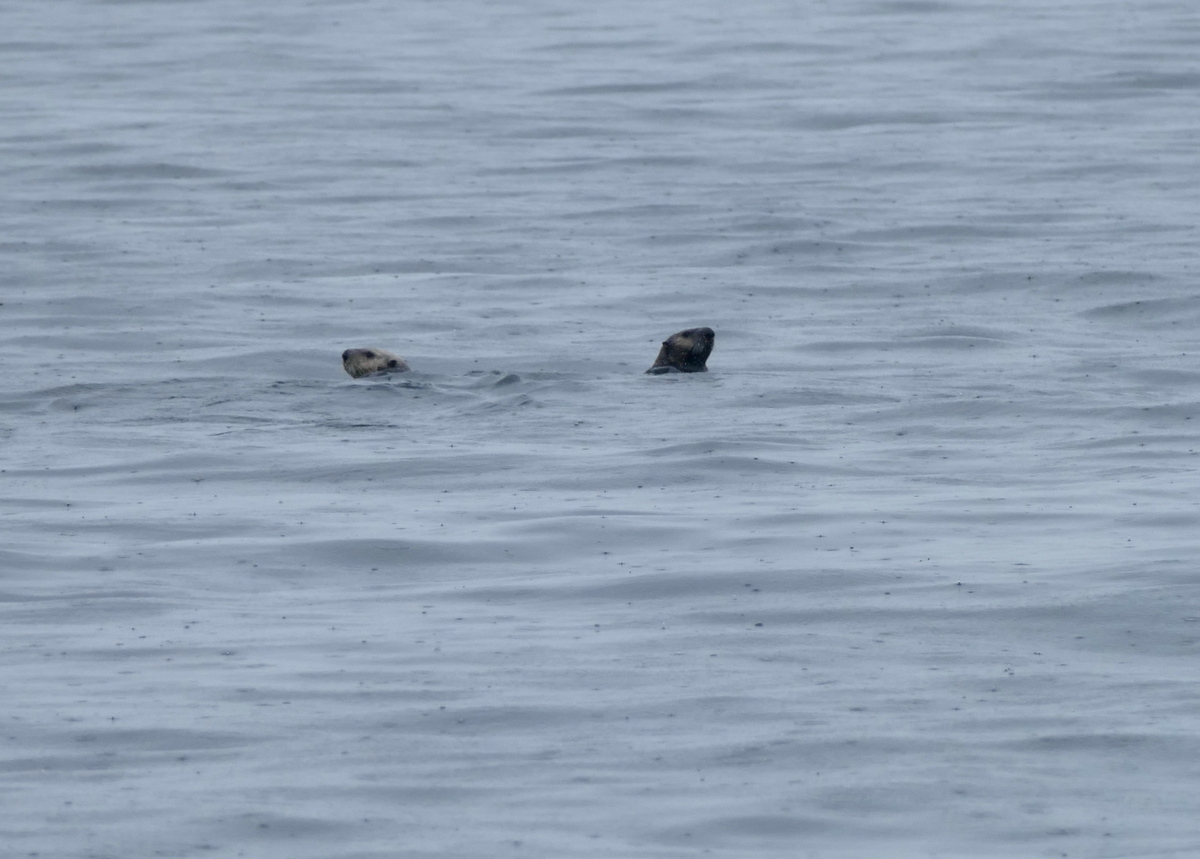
<box><xmin>341</xmin><ymin>348</ymin><xmax>410</xmax><ymax>378</ymax></box>
<box><xmin>646</xmin><ymin>327</ymin><xmax>715</xmax><ymax>374</ymax></box>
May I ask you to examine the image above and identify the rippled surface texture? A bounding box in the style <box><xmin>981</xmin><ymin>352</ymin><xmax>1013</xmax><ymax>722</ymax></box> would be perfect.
<box><xmin>4</xmin><ymin>1</ymin><xmax>1200</xmax><ymax>856</ymax></box>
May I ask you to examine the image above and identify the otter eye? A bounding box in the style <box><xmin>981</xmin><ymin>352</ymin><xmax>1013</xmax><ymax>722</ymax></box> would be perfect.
<box><xmin>363</xmin><ymin>350</ymin><xmax>375</xmax><ymax>358</ymax></box>
<box><xmin>387</xmin><ymin>360</ymin><xmax>398</xmax><ymax>367</ymax></box>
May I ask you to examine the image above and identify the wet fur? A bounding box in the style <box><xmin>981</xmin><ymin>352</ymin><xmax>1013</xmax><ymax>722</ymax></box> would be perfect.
<box><xmin>342</xmin><ymin>348</ymin><xmax>409</xmax><ymax>378</ymax></box>
<box><xmin>646</xmin><ymin>327</ymin><xmax>715</xmax><ymax>374</ymax></box>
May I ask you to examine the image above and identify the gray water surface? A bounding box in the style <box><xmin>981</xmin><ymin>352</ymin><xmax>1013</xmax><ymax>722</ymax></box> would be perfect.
<box><xmin>4</xmin><ymin>1</ymin><xmax>1200</xmax><ymax>857</ymax></box>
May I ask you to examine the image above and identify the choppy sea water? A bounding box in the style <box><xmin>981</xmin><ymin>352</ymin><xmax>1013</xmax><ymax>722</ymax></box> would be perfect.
<box><xmin>4</xmin><ymin>1</ymin><xmax>1200</xmax><ymax>856</ymax></box>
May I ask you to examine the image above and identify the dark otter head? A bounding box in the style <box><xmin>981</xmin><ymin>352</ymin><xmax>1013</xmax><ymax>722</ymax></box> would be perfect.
<box><xmin>646</xmin><ymin>327</ymin><xmax>715</xmax><ymax>374</ymax></box>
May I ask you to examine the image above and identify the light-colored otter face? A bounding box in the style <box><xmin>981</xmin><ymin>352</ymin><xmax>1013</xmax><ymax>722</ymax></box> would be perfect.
<box><xmin>342</xmin><ymin>348</ymin><xmax>410</xmax><ymax>379</ymax></box>
<box><xmin>647</xmin><ymin>327</ymin><xmax>715</xmax><ymax>374</ymax></box>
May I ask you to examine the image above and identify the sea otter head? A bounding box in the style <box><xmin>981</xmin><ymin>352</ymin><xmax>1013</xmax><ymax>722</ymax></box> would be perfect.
<box><xmin>341</xmin><ymin>347</ymin><xmax>410</xmax><ymax>379</ymax></box>
<box><xmin>646</xmin><ymin>327</ymin><xmax>715</xmax><ymax>374</ymax></box>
